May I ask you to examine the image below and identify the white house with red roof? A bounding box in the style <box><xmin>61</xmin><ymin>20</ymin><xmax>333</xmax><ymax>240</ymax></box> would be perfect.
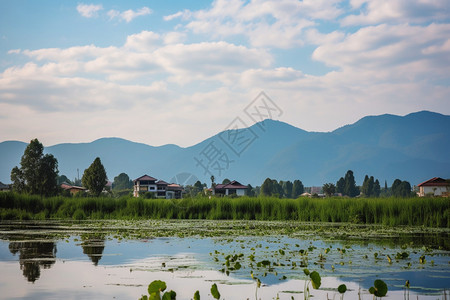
<box><xmin>417</xmin><ymin>177</ymin><xmax>450</xmax><ymax>197</ymax></box>
<box><xmin>213</xmin><ymin>180</ymin><xmax>248</xmax><ymax>196</ymax></box>
<box><xmin>133</xmin><ymin>174</ymin><xmax>183</xmax><ymax>198</ymax></box>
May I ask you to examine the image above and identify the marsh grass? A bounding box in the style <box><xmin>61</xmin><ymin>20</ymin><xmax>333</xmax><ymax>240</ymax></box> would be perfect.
<box><xmin>0</xmin><ymin>192</ymin><xmax>448</xmax><ymax>227</ymax></box>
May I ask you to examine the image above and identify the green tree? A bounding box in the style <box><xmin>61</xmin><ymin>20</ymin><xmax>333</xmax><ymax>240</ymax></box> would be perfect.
<box><xmin>292</xmin><ymin>179</ymin><xmax>304</xmax><ymax>198</ymax></box>
<box><xmin>283</xmin><ymin>180</ymin><xmax>293</xmax><ymax>198</ymax></box>
<box><xmin>361</xmin><ymin>175</ymin><xmax>370</xmax><ymax>196</ymax></box>
<box><xmin>10</xmin><ymin>138</ymin><xmax>59</xmax><ymax>196</ymax></box>
<box><xmin>246</xmin><ymin>184</ymin><xmax>255</xmax><ymax>197</ymax></box>
<box><xmin>222</xmin><ymin>178</ymin><xmax>231</xmax><ymax>184</ymax></box>
<box><xmin>192</xmin><ymin>180</ymin><xmax>204</xmax><ymax>196</ymax></box>
<box><xmin>39</xmin><ymin>154</ymin><xmax>59</xmax><ymax>196</ymax></box>
<box><xmin>261</xmin><ymin>178</ymin><xmax>273</xmax><ymax>196</ymax></box>
<box><xmin>82</xmin><ymin>157</ymin><xmax>107</xmax><ymax>197</ymax></box>
<box><xmin>374</xmin><ymin>179</ymin><xmax>381</xmax><ymax>197</ymax></box>
<box><xmin>344</xmin><ymin>170</ymin><xmax>359</xmax><ymax>197</ymax></box>
<box><xmin>57</xmin><ymin>175</ymin><xmax>72</xmax><ymax>185</ymax></box>
<box><xmin>272</xmin><ymin>179</ymin><xmax>283</xmax><ymax>197</ymax></box>
<box><xmin>336</xmin><ymin>177</ymin><xmax>345</xmax><ymax>194</ymax></box>
<box><xmin>322</xmin><ymin>183</ymin><xmax>336</xmax><ymax>197</ymax></box>
<box><xmin>392</xmin><ymin>179</ymin><xmax>412</xmax><ymax>197</ymax></box>
<box><xmin>112</xmin><ymin>173</ymin><xmax>132</xmax><ymax>190</ymax></box>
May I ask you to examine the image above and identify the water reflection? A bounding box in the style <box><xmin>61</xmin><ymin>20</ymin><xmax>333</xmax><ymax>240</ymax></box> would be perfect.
<box><xmin>8</xmin><ymin>240</ymin><xmax>56</xmax><ymax>282</ymax></box>
<box><xmin>80</xmin><ymin>234</ymin><xmax>105</xmax><ymax>266</ymax></box>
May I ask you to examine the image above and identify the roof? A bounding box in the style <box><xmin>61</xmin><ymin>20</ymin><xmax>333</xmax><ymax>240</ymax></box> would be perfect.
<box><xmin>215</xmin><ymin>180</ymin><xmax>247</xmax><ymax>190</ymax></box>
<box><xmin>156</xmin><ymin>180</ymin><xmax>168</xmax><ymax>185</ymax></box>
<box><xmin>0</xmin><ymin>182</ymin><xmax>10</xmax><ymax>189</ymax></box>
<box><xmin>61</xmin><ymin>183</ymin><xmax>86</xmax><ymax>190</ymax></box>
<box><xmin>134</xmin><ymin>174</ymin><xmax>157</xmax><ymax>182</ymax></box>
<box><xmin>417</xmin><ymin>177</ymin><xmax>450</xmax><ymax>187</ymax></box>
<box><xmin>167</xmin><ymin>183</ymin><xmax>183</xmax><ymax>191</ymax></box>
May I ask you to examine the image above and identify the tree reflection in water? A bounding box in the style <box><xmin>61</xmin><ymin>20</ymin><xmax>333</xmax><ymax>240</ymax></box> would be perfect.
<box><xmin>80</xmin><ymin>234</ymin><xmax>105</xmax><ymax>266</ymax></box>
<box><xmin>9</xmin><ymin>240</ymin><xmax>57</xmax><ymax>283</ymax></box>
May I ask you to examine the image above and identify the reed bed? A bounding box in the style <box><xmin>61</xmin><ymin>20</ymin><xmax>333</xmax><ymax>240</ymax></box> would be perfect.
<box><xmin>0</xmin><ymin>192</ymin><xmax>448</xmax><ymax>227</ymax></box>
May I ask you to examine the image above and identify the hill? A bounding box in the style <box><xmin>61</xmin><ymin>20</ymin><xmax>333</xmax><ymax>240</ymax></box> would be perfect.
<box><xmin>1</xmin><ymin>111</ymin><xmax>448</xmax><ymax>187</ymax></box>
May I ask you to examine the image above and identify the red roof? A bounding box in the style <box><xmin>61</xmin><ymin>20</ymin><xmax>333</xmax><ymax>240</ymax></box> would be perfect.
<box><xmin>417</xmin><ymin>177</ymin><xmax>449</xmax><ymax>187</ymax></box>
<box><xmin>167</xmin><ymin>183</ymin><xmax>183</xmax><ymax>191</ymax></box>
<box><xmin>134</xmin><ymin>174</ymin><xmax>157</xmax><ymax>182</ymax></box>
<box><xmin>215</xmin><ymin>180</ymin><xmax>247</xmax><ymax>190</ymax></box>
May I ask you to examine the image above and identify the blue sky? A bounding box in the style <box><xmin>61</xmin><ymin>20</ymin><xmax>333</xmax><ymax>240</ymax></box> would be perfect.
<box><xmin>1</xmin><ymin>0</ymin><xmax>449</xmax><ymax>147</ymax></box>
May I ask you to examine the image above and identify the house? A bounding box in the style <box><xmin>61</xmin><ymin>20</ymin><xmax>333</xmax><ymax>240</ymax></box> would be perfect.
<box><xmin>61</xmin><ymin>183</ymin><xmax>87</xmax><ymax>195</ymax></box>
<box><xmin>0</xmin><ymin>181</ymin><xmax>11</xmax><ymax>192</ymax></box>
<box><xmin>417</xmin><ymin>177</ymin><xmax>450</xmax><ymax>197</ymax></box>
<box><xmin>133</xmin><ymin>175</ymin><xmax>183</xmax><ymax>199</ymax></box>
<box><xmin>213</xmin><ymin>180</ymin><xmax>248</xmax><ymax>196</ymax></box>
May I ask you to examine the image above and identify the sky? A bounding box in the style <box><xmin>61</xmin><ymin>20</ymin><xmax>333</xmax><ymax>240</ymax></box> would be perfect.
<box><xmin>1</xmin><ymin>0</ymin><xmax>449</xmax><ymax>147</ymax></box>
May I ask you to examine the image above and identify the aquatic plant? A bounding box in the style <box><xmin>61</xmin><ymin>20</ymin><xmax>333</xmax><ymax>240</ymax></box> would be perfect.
<box><xmin>139</xmin><ymin>280</ymin><xmax>176</xmax><ymax>300</ymax></box>
<box><xmin>369</xmin><ymin>279</ymin><xmax>388</xmax><ymax>298</ymax></box>
<box><xmin>303</xmin><ymin>268</ymin><xmax>321</xmax><ymax>299</ymax></box>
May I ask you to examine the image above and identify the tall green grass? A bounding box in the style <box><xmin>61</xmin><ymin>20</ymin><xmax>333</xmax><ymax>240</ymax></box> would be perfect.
<box><xmin>0</xmin><ymin>192</ymin><xmax>448</xmax><ymax>227</ymax></box>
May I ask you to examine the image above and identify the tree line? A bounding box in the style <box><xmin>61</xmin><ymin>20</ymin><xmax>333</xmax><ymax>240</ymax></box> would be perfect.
<box><xmin>11</xmin><ymin>139</ymin><xmax>108</xmax><ymax>197</ymax></box>
<box><xmin>9</xmin><ymin>139</ymin><xmax>415</xmax><ymax>199</ymax></box>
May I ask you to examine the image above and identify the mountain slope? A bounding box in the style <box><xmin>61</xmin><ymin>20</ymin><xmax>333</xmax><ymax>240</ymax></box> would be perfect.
<box><xmin>0</xmin><ymin>111</ymin><xmax>448</xmax><ymax>186</ymax></box>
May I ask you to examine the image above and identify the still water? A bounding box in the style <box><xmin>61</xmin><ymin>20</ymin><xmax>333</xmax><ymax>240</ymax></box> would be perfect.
<box><xmin>0</xmin><ymin>220</ymin><xmax>448</xmax><ymax>299</ymax></box>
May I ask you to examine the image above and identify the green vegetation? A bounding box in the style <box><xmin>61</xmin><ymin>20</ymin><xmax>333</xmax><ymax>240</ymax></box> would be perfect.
<box><xmin>261</xmin><ymin>178</ymin><xmax>305</xmax><ymax>198</ymax></box>
<box><xmin>0</xmin><ymin>192</ymin><xmax>448</xmax><ymax>227</ymax></box>
<box><xmin>10</xmin><ymin>138</ymin><xmax>59</xmax><ymax>197</ymax></box>
<box><xmin>82</xmin><ymin>157</ymin><xmax>107</xmax><ymax>197</ymax></box>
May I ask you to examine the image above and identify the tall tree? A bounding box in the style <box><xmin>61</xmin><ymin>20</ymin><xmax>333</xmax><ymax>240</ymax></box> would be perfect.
<box><xmin>361</xmin><ymin>175</ymin><xmax>370</xmax><ymax>196</ymax></box>
<box><xmin>292</xmin><ymin>180</ymin><xmax>304</xmax><ymax>198</ymax></box>
<box><xmin>246</xmin><ymin>184</ymin><xmax>255</xmax><ymax>197</ymax></box>
<box><xmin>39</xmin><ymin>154</ymin><xmax>59</xmax><ymax>196</ymax></box>
<box><xmin>373</xmin><ymin>179</ymin><xmax>381</xmax><ymax>197</ymax></box>
<box><xmin>261</xmin><ymin>178</ymin><xmax>273</xmax><ymax>196</ymax></box>
<box><xmin>392</xmin><ymin>179</ymin><xmax>412</xmax><ymax>197</ymax></box>
<box><xmin>283</xmin><ymin>181</ymin><xmax>293</xmax><ymax>198</ymax></box>
<box><xmin>322</xmin><ymin>183</ymin><xmax>336</xmax><ymax>197</ymax></box>
<box><xmin>272</xmin><ymin>179</ymin><xmax>283</xmax><ymax>197</ymax></box>
<box><xmin>344</xmin><ymin>170</ymin><xmax>359</xmax><ymax>197</ymax></box>
<box><xmin>336</xmin><ymin>177</ymin><xmax>345</xmax><ymax>194</ymax></box>
<box><xmin>10</xmin><ymin>138</ymin><xmax>59</xmax><ymax>196</ymax></box>
<box><xmin>112</xmin><ymin>173</ymin><xmax>132</xmax><ymax>190</ymax></box>
<box><xmin>82</xmin><ymin>157</ymin><xmax>107</xmax><ymax>197</ymax></box>
<box><xmin>368</xmin><ymin>176</ymin><xmax>375</xmax><ymax>196</ymax></box>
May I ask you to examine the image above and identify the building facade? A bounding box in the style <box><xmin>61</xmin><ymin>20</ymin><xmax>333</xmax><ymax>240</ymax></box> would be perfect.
<box><xmin>417</xmin><ymin>177</ymin><xmax>450</xmax><ymax>197</ymax></box>
<box><xmin>133</xmin><ymin>175</ymin><xmax>183</xmax><ymax>199</ymax></box>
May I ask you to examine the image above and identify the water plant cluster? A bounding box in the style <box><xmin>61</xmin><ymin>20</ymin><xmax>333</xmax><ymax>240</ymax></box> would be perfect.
<box><xmin>1</xmin><ymin>193</ymin><xmax>448</xmax><ymax>227</ymax></box>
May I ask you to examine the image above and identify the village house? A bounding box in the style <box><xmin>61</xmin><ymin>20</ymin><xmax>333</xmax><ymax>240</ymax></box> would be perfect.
<box><xmin>0</xmin><ymin>181</ymin><xmax>11</xmax><ymax>192</ymax></box>
<box><xmin>60</xmin><ymin>183</ymin><xmax>87</xmax><ymax>195</ymax></box>
<box><xmin>213</xmin><ymin>180</ymin><xmax>248</xmax><ymax>196</ymax></box>
<box><xmin>133</xmin><ymin>174</ymin><xmax>183</xmax><ymax>199</ymax></box>
<box><xmin>417</xmin><ymin>177</ymin><xmax>450</xmax><ymax>197</ymax></box>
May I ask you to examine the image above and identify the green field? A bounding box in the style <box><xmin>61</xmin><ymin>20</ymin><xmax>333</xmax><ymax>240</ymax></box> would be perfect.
<box><xmin>0</xmin><ymin>192</ymin><xmax>448</xmax><ymax>227</ymax></box>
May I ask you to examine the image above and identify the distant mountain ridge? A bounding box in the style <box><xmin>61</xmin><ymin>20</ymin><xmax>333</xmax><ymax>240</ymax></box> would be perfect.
<box><xmin>1</xmin><ymin>111</ymin><xmax>449</xmax><ymax>187</ymax></box>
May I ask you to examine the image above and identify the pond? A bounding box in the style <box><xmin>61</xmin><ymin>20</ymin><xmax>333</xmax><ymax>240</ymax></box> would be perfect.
<box><xmin>0</xmin><ymin>220</ymin><xmax>449</xmax><ymax>299</ymax></box>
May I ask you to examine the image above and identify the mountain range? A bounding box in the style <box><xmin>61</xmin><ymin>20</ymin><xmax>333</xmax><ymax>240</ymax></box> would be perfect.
<box><xmin>1</xmin><ymin>111</ymin><xmax>449</xmax><ymax>187</ymax></box>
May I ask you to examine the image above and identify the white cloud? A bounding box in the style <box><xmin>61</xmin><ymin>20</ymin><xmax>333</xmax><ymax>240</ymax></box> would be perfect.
<box><xmin>124</xmin><ymin>31</ymin><xmax>161</xmax><ymax>51</ymax></box>
<box><xmin>163</xmin><ymin>11</ymin><xmax>186</xmax><ymax>21</ymax></box>
<box><xmin>7</xmin><ymin>49</ymin><xmax>21</xmax><ymax>54</ymax></box>
<box><xmin>169</xmin><ymin>0</ymin><xmax>342</xmax><ymax>48</ymax></box>
<box><xmin>163</xmin><ymin>32</ymin><xmax>187</xmax><ymax>45</ymax></box>
<box><xmin>77</xmin><ymin>3</ymin><xmax>103</xmax><ymax>18</ymax></box>
<box><xmin>341</xmin><ymin>0</ymin><xmax>449</xmax><ymax>26</ymax></box>
<box><xmin>108</xmin><ymin>7</ymin><xmax>152</xmax><ymax>23</ymax></box>
<box><xmin>312</xmin><ymin>23</ymin><xmax>450</xmax><ymax>81</ymax></box>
